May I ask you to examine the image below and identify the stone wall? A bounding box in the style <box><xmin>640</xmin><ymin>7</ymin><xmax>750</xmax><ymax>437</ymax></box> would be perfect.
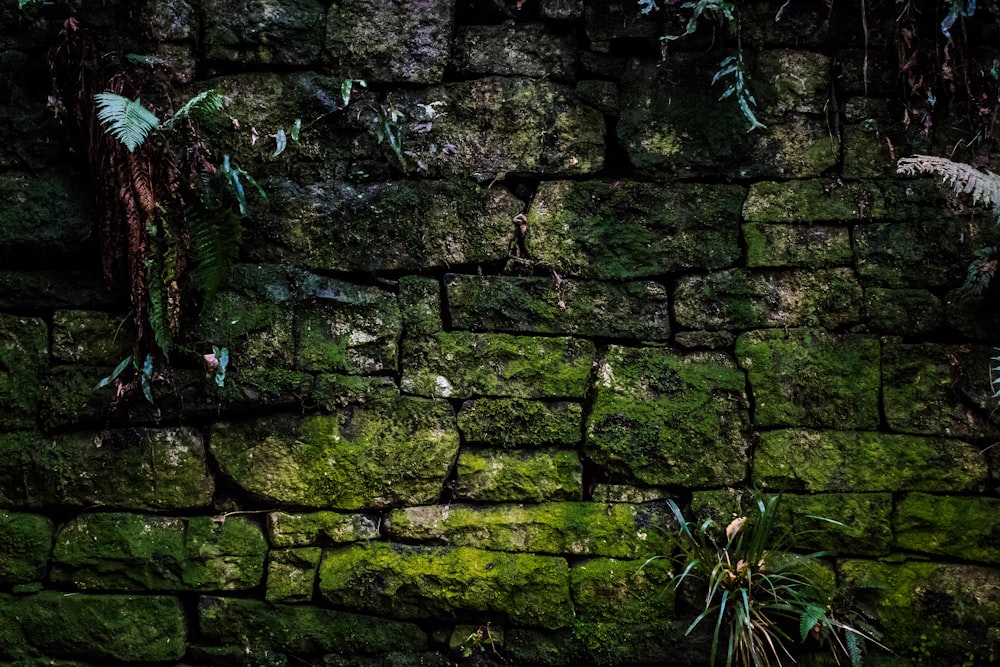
<box><xmin>1</xmin><ymin>0</ymin><xmax>1000</xmax><ymax>664</ymax></box>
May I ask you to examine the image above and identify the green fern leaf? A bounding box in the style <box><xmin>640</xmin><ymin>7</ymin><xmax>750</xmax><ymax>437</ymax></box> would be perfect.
<box><xmin>162</xmin><ymin>90</ymin><xmax>224</xmax><ymax>130</ymax></box>
<box><xmin>188</xmin><ymin>205</ymin><xmax>242</xmax><ymax>303</ymax></box>
<box><xmin>94</xmin><ymin>92</ymin><xmax>160</xmax><ymax>152</ymax></box>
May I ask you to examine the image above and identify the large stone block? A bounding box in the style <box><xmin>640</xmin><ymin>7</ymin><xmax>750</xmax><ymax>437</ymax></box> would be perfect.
<box><xmin>446</xmin><ymin>274</ymin><xmax>671</xmax><ymax>339</ymax></box>
<box><xmin>0</xmin><ymin>171</ymin><xmax>92</xmax><ymax>262</ymax></box>
<box><xmin>736</xmin><ymin>329</ymin><xmax>880</xmax><ymax>429</ymax></box>
<box><xmin>743</xmin><ymin>223</ymin><xmax>853</xmax><ymax>268</ymax></box>
<box><xmin>754</xmin><ymin>429</ymin><xmax>988</xmax><ymax>492</ymax></box>
<box><xmin>586</xmin><ymin>346</ymin><xmax>750</xmax><ymax>486</ymax></box>
<box><xmin>385</xmin><ymin>502</ymin><xmax>674</xmax><ymax>558</ymax></box>
<box><xmin>525</xmin><ymin>180</ymin><xmax>744</xmax><ymax>279</ymax></box>
<box><xmin>0</xmin><ymin>315</ymin><xmax>47</xmax><ymax>431</ymax></box>
<box><xmin>51</xmin><ymin>513</ymin><xmax>266</xmax><ymax>591</ymax></box>
<box><xmin>325</xmin><ymin>0</ymin><xmax>454</xmax><ymax>83</ymax></box>
<box><xmin>0</xmin><ymin>511</ymin><xmax>53</xmax><ymax>584</ymax></box>
<box><xmin>199</xmin><ymin>596</ymin><xmax>428</xmax><ymax>654</ymax></box>
<box><xmin>0</xmin><ymin>428</ymin><xmax>214</xmax><ymax>510</ymax></box>
<box><xmin>204</xmin><ymin>0</ymin><xmax>325</xmax><ymax>66</ymax></box>
<box><xmin>0</xmin><ymin>270</ymin><xmax>122</xmax><ymax>310</ymax></box>
<box><xmin>266</xmin><ymin>548</ymin><xmax>322</xmax><ymax>603</ymax></box>
<box><xmin>862</xmin><ymin>288</ymin><xmax>943</xmax><ymax>335</ymax></box>
<box><xmin>267</xmin><ymin>511</ymin><xmax>380</xmax><ymax>548</ymax></box>
<box><xmin>457</xmin><ymin>399</ymin><xmax>583</xmax><ymax>447</ymax></box>
<box><xmin>51</xmin><ymin>311</ymin><xmax>131</xmax><ymax>366</ymax></box>
<box><xmin>571</xmin><ymin>557</ymin><xmax>674</xmax><ymax>623</ymax></box>
<box><xmin>319</xmin><ymin>543</ymin><xmax>574</xmax><ymax>629</ymax></box>
<box><xmin>755</xmin><ymin>50</ymin><xmax>832</xmax><ymax>119</ymax></box>
<box><xmin>743</xmin><ymin>179</ymin><xmax>884</xmax><ymax>223</ymax></box>
<box><xmin>399</xmin><ymin>276</ymin><xmax>442</xmax><ymax>336</ymax></box>
<box><xmin>674</xmin><ymin>268</ymin><xmax>862</xmax><ymax>330</ymax></box>
<box><xmin>894</xmin><ymin>493</ymin><xmax>1000</xmax><ymax>564</ymax></box>
<box><xmin>401</xmin><ymin>333</ymin><xmax>595</xmax><ymax>399</ymax></box>
<box><xmin>456</xmin><ymin>448</ymin><xmax>583</xmax><ymax>502</ymax></box>
<box><xmin>452</xmin><ymin>24</ymin><xmax>576</xmax><ymax>81</ymax></box>
<box><xmin>210</xmin><ymin>397</ymin><xmax>458</xmax><ymax>509</ymax></box>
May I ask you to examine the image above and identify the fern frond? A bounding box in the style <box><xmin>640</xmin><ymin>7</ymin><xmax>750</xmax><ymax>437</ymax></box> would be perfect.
<box><xmin>188</xmin><ymin>204</ymin><xmax>242</xmax><ymax>303</ymax></box>
<box><xmin>162</xmin><ymin>90</ymin><xmax>224</xmax><ymax>130</ymax></box>
<box><xmin>897</xmin><ymin>155</ymin><xmax>1000</xmax><ymax>220</ymax></box>
<box><xmin>94</xmin><ymin>92</ymin><xmax>160</xmax><ymax>152</ymax></box>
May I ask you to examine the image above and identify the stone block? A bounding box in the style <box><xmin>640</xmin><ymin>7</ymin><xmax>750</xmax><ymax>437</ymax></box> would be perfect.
<box><xmin>894</xmin><ymin>493</ymin><xmax>1000</xmax><ymax>564</ymax></box>
<box><xmin>586</xmin><ymin>346</ymin><xmax>750</xmax><ymax>486</ymax></box>
<box><xmin>842</xmin><ymin>124</ymin><xmax>896</xmax><ymax>178</ymax></box>
<box><xmin>506</xmin><ymin>623</ymin><xmax>697</xmax><ymax>667</ymax></box>
<box><xmin>525</xmin><ymin>180</ymin><xmax>744</xmax><ymax>279</ymax></box>
<box><xmin>266</xmin><ymin>548</ymin><xmax>322</xmax><ymax>603</ymax></box>
<box><xmin>139</xmin><ymin>0</ymin><xmax>195</xmax><ymax>41</ymax></box>
<box><xmin>455</xmin><ymin>448</ymin><xmax>583</xmax><ymax>502</ymax></box>
<box><xmin>204</xmin><ymin>0</ymin><xmax>325</xmax><ymax>65</ymax></box>
<box><xmin>754</xmin><ymin>429</ymin><xmax>988</xmax><ymax>492</ymax></box>
<box><xmin>51</xmin><ymin>311</ymin><xmax>130</xmax><ymax>365</ymax></box>
<box><xmin>210</xmin><ymin>397</ymin><xmax>458</xmax><ymax>509</ymax></box>
<box><xmin>743</xmin><ymin>179</ymin><xmax>883</xmax><ymax>223</ymax></box>
<box><xmin>0</xmin><ymin>170</ymin><xmax>92</xmax><ymax>262</ymax></box>
<box><xmin>401</xmin><ymin>333</ymin><xmax>595</xmax><ymax>399</ymax></box>
<box><xmin>0</xmin><ymin>315</ymin><xmax>47</xmax><ymax>431</ymax></box>
<box><xmin>736</xmin><ymin>329</ymin><xmax>880</xmax><ymax>429</ymax></box>
<box><xmin>446</xmin><ymin>274</ymin><xmax>671</xmax><ymax>339</ymax></box>
<box><xmin>267</xmin><ymin>511</ymin><xmax>380</xmax><ymax>548</ymax></box>
<box><xmin>0</xmin><ymin>270</ymin><xmax>122</xmax><ymax>310</ymax></box>
<box><xmin>862</xmin><ymin>288</ymin><xmax>942</xmax><ymax>334</ymax></box>
<box><xmin>674</xmin><ymin>268</ymin><xmax>862</xmax><ymax>330</ymax></box>
<box><xmin>452</xmin><ymin>24</ymin><xmax>576</xmax><ymax>81</ymax></box>
<box><xmin>309</xmin><ymin>374</ymin><xmax>397</xmax><ymax>411</ymax></box>
<box><xmin>755</xmin><ymin>50</ymin><xmax>832</xmax><ymax>118</ymax></box>
<box><xmin>319</xmin><ymin>543</ymin><xmax>574</xmax><ymax>629</ymax></box>
<box><xmin>457</xmin><ymin>399</ymin><xmax>583</xmax><ymax>446</ymax></box>
<box><xmin>743</xmin><ymin>223</ymin><xmax>853</xmax><ymax>267</ymax></box>
<box><xmin>571</xmin><ymin>557</ymin><xmax>674</xmax><ymax>622</ymax></box>
<box><xmin>399</xmin><ymin>276</ymin><xmax>442</xmax><ymax>336</ymax></box>
<box><xmin>0</xmin><ymin>511</ymin><xmax>53</xmax><ymax>584</ymax></box>
<box><xmin>385</xmin><ymin>502</ymin><xmax>674</xmax><ymax>558</ymax></box>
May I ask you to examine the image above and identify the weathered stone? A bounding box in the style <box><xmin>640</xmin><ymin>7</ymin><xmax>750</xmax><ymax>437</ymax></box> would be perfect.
<box><xmin>266</xmin><ymin>548</ymin><xmax>322</xmax><ymax>603</ymax></box>
<box><xmin>743</xmin><ymin>118</ymin><xmax>840</xmax><ymax>179</ymax></box>
<box><xmin>883</xmin><ymin>342</ymin><xmax>997</xmax><ymax>439</ymax></box>
<box><xmin>584</xmin><ymin>1</ymin><xmax>668</xmax><ymax>41</ymax></box>
<box><xmin>248</xmin><ymin>179</ymin><xmax>521</xmax><ymax>272</ymax></box>
<box><xmin>586</xmin><ymin>346</ymin><xmax>750</xmax><ymax>486</ymax></box>
<box><xmin>12</xmin><ymin>592</ymin><xmax>186</xmax><ymax>662</ymax></box>
<box><xmin>325</xmin><ymin>0</ymin><xmax>454</xmax><ymax>83</ymax></box>
<box><xmin>0</xmin><ymin>315</ymin><xmax>47</xmax><ymax>431</ymax></box>
<box><xmin>323</xmin><ymin>651</ymin><xmax>452</xmax><ymax>667</ymax></box>
<box><xmin>736</xmin><ymin>329</ymin><xmax>880</xmax><ymax>429</ymax></box>
<box><xmin>452</xmin><ymin>24</ymin><xmax>576</xmax><ymax>81</ymax></box>
<box><xmin>38</xmin><ymin>366</ymin><xmax>114</xmax><ymax>429</ymax></box>
<box><xmin>457</xmin><ymin>399</ymin><xmax>583</xmax><ymax>446</ymax></box>
<box><xmin>673</xmin><ymin>330</ymin><xmax>735</xmax><ymax>349</ymax></box>
<box><xmin>139</xmin><ymin>0</ymin><xmax>194</xmax><ymax>40</ymax></box>
<box><xmin>51</xmin><ymin>311</ymin><xmax>130</xmax><ymax>365</ymax></box>
<box><xmin>543</xmin><ymin>0</ymin><xmax>583</xmax><ymax>18</ymax></box>
<box><xmin>456</xmin><ymin>448</ymin><xmax>583</xmax><ymax>502</ymax></box>
<box><xmin>267</xmin><ymin>511</ymin><xmax>380</xmax><ymax>548</ymax></box>
<box><xmin>842</xmin><ymin>125</ymin><xmax>895</xmax><ymax>178</ymax></box>
<box><xmin>386</xmin><ymin>502</ymin><xmax>673</xmax><ymax>558</ymax></box>
<box><xmin>674</xmin><ymin>268</ymin><xmax>862</xmax><ymax>330</ymax></box>
<box><xmin>394</xmin><ymin>78</ymin><xmax>605</xmax><ymax>179</ymax></box>
<box><xmin>692</xmin><ymin>491</ymin><xmax>892</xmax><ymax>556</ymax></box>
<box><xmin>210</xmin><ymin>397</ymin><xmax>458</xmax><ymax>509</ymax></box>
<box><xmin>214</xmin><ymin>368</ymin><xmax>314</xmax><ymax>410</ymax></box>
<box><xmin>525</xmin><ymin>180</ymin><xmax>744</xmax><ymax>279</ymax></box>
<box><xmin>862</xmin><ymin>288</ymin><xmax>943</xmax><ymax>334</ymax></box>
<box><xmin>295</xmin><ymin>282</ymin><xmax>401</xmax><ymax>374</ymax></box>
<box><xmin>743</xmin><ymin>179</ymin><xmax>883</xmax><ymax>223</ymax></box>
<box><xmin>506</xmin><ymin>623</ymin><xmax>699</xmax><ymax>667</ymax></box>
<box><xmin>310</xmin><ymin>374</ymin><xmax>397</xmax><ymax>411</ymax></box>
<box><xmin>0</xmin><ymin>170</ymin><xmax>92</xmax><ymax>262</ymax></box>
<box><xmin>0</xmin><ymin>511</ymin><xmax>53</xmax><ymax>584</ymax></box>
<box><xmin>319</xmin><ymin>543</ymin><xmax>573</xmax><ymax>629</ymax></box>
<box><xmin>590</xmin><ymin>485</ymin><xmax>672</xmax><ymax>504</ymax></box>
<box><xmin>754</xmin><ymin>429</ymin><xmax>988</xmax><ymax>492</ymax></box>
<box><xmin>0</xmin><ymin>271</ymin><xmax>121</xmax><ymax>310</ymax></box>
<box><xmin>446</xmin><ymin>274</ymin><xmax>671</xmax><ymax>339</ymax></box>
<box><xmin>575</xmin><ymin>80</ymin><xmax>618</xmax><ymax>114</ymax></box>
<box><xmin>744</xmin><ymin>224</ymin><xmax>853</xmax><ymax>268</ymax></box>
<box><xmin>199</xmin><ymin>596</ymin><xmax>428</xmax><ymax>654</ymax></box>
<box><xmin>894</xmin><ymin>493</ymin><xmax>1000</xmax><ymax>564</ymax></box>
<box><xmin>401</xmin><ymin>333</ymin><xmax>595</xmax><ymax>399</ymax></box>
<box><xmin>840</xmin><ymin>560</ymin><xmax>1000</xmax><ymax>663</ymax></box>
<box><xmin>755</xmin><ymin>50</ymin><xmax>832</xmax><ymax>118</ymax></box>
<box><xmin>51</xmin><ymin>513</ymin><xmax>266</xmax><ymax>591</ymax></box>
<box><xmin>399</xmin><ymin>276</ymin><xmax>442</xmax><ymax>336</ymax></box>
<box><xmin>0</xmin><ymin>428</ymin><xmax>214</xmax><ymax>510</ymax></box>
<box><xmin>571</xmin><ymin>557</ymin><xmax>674</xmax><ymax>623</ymax></box>
<box><xmin>204</xmin><ymin>0</ymin><xmax>325</xmax><ymax>66</ymax></box>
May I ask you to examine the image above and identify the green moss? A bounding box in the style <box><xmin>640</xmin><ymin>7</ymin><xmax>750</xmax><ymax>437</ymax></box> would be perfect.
<box><xmin>570</xmin><ymin>557</ymin><xmax>673</xmax><ymax>623</ymax></box>
<box><xmin>894</xmin><ymin>493</ymin><xmax>1000</xmax><ymax>564</ymax></box>
<box><xmin>0</xmin><ymin>315</ymin><xmax>47</xmax><ymax>431</ymax></box>
<box><xmin>51</xmin><ymin>311</ymin><xmax>131</xmax><ymax>365</ymax></box>
<box><xmin>457</xmin><ymin>399</ymin><xmax>583</xmax><ymax>446</ymax></box>
<box><xmin>194</xmin><ymin>290</ymin><xmax>294</xmax><ymax>368</ymax></box>
<box><xmin>455</xmin><ymin>448</ymin><xmax>583</xmax><ymax>502</ymax></box>
<box><xmin>863</xmin><ymin>288</ymin><xmax>943</xmax><ymax>335</ymax></box>
<box><xmin>0</xmin><ymin>511</ymin><xmax>53</xmax><ymax>584</ymax></box>
<box><xmin>266</xmin><ymin>548</ymin><xmax>322</xmax><ymax>602</ymax></box>
<box><xmin>267</xmin><ymin>511</ymin><xmax>380</xmax><ymax>547</ymax></box>
<box><xmin>743</xmin><ymin>223</ymin><xmax>853</xmax><ymax>268</ymax></box>
<box><xmin>399</xmin><ymin>276</ymin><xmax>442</xmax><ymax>336</ymax></box>
<box><xmin>0</xmin><ymin>171</ymin><xmax>91</xmax><ymax>256</ymax></box>
<box><xmin>215</xmin><ymin>368</ymin><xmax>313</xmax><ymax>408</ymax></box>
<box><xmin>743</xmin><ymin>180</ymin><xmax>884</xmax><ymax>223</ymax></box>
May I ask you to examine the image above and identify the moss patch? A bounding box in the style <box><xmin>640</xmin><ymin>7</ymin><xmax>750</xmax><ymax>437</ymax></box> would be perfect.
<box><xmin>457</xmin><ymin>398</ymin><xmax>583</xmax><ymax>447</ymax></box>
<box><xmin>456</xmin><ymin>448</ymin><xmax>583</xmax><ymax>502</ymax></box>
<box><xmin>0</xmin><ymin>315</ymin><xmax>47</xmax><ymax>431</ymax></box>
<box><xmin>267</xmin><ymin>511</ymin><xmax>380</xmax><ymax>548</ymax></box>
<box><xmin>894</xmin><ymin>493</ymin><xmax>1000</xmax><ymax>564</ymax></box>
<box><xmin>0</xmin><ymin>511</ymin><xmax>53</xmax><ymax>584</ymax></box>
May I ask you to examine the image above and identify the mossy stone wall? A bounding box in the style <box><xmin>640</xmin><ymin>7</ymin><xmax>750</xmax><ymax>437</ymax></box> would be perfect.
<box><xmin>2</xmin><ymin>0</ymin><xmax>1000</xmax><ymax>664</ymax></box>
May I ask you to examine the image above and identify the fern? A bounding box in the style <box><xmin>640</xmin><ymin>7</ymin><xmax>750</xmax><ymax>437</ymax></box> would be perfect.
<box><xmin>188</xmin><ymin>204</ymin><xmax>242</xmax><ymax>304</ymax></box>
<box><xmin>94</xmin><ymin>92</ymin><xmax>161</xmax><ymax>152</ymax></box>
<box><xmin>897</xmin><ymin>154</ymin><xmax>1000</xmax><ymax>221</ymax></box>
<box><xmin>162</xmin><ymin>90</ymin><xmax>224</xmax><ymax>130</ymax></box>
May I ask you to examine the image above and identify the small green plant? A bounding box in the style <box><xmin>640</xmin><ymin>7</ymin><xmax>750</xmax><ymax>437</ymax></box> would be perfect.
<box><xmin>460</xmin><ymin>624</ymin><xmax>501</xmax><ymax>660</ymax></box>
<box><xmin>656</xmin><ymin>491</ymin><xmax>883</xmax><ymax>667</ymax></box>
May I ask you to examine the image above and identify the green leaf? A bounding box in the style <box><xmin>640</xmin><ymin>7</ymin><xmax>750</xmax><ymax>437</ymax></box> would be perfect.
<box><xmin>94</xmin><ymin>92</ymin><xmax>161</xmax><ymax>152</ymax></box>
<box><xmin>273</xmin><ymin>129</ymin><xmax>287</xmax><ymax>156</ymax></box>
<box><xmin>162</xmin><ymin>89</ymin><xmax>223</xmax><ymax>129</ymax></box>
<box><xmin>96</xmin><ymin>355</ymin><xmax>133</xmax><ymax>389</ymax></box>
<box><xmin>290</xmin><ymin>118</ymin><xmax>301</xmax><ymax>142</ymax></box>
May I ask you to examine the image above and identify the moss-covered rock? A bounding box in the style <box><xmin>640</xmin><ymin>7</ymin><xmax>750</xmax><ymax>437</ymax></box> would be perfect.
<box><xmin>744</xmin><ymin>223</ymin><xmax>852</xmax><ymax>268</ymax></box>
<box><xmin>247</xmin><ymin>179</ymin><xmax>521</xmax><ymax>272</ymax></box>
<box><xmin>0</xmin><ymin>171</ymin><xmax>92</xmax><ymax>261</ymax></box>
<box><xmin>862</xmin><ymin>288</ymin><xmax>943</xmax><ymax>334</ymax></box>
<box><xmin>39</xmin><ymin>366</ymin><xmax>114</xmax><ymax>430</ymax></box>
<box><xmin>452</xmin><ymin>24</ymin><xmax>576</xmax><ymax>81</ymax></box>
<box><xmin>205</xmin><ymin>0</ymin><xmax>324</xmax><ymax>66</ymax></box>
<box><xmin>399</xmin><ymin>276</ymin><xmax>442</xmax><ymax>336</ymax></box>
<box><xmin>755</xmin><ymin>50</ymin><xmax>832</xmax><ymax>119</ymax></box>
<box><xmin>591</xmin><ymin>485</ymin><xmax>673</xmax><ymax>504</ymax></box>
<box><xmin>210</xmin><ymin>397</ymin><xmax>458</xmax><ymax>509</ymax></box>
<box><xmin>295</xmin><ymin>282</ymin><xmax>401</xmax><ymax>374</ymax></box>
<box><xmin>674</xmin><ymin>268</ymin><xmax>862</xmax><ymax>330</ymax></box>
<box><xmin>0</xmin><ymin>315</ymin><xmax>47</xmax><ymax>431</ymax></box>
<box><xmin>318</xmin><ymin>543</ymin><xmax>573</xmax><ymax>629</ymax></box>
<box><xmin>456</xmin><ymin>448</ymin><xmax>583</xmax><ymax>502</ymax></box>
<box><xmin>525</xmin><ymin>180</ymin><xmax>744</xmax><ymax>279</ymax></box>
<box><xmin>0</xmin><ymin>511</ymin><xmax>53</xmax><ymax>584</ymax></box>
<box><xmin>736</xmin><ymin>329</ymin><xmax>880</xmax><ymax>429</ymax></box>
<box><xmin>309</xmin><ymin>374</ymin><xmax>398</xmax><ymax>411</ymax></box>
<box><xmin>0</xmin><ymin>428</ymin><xmax>214</xmax><ymax>510</ymax></box>
<box><xmin>446</xmin><ymin>274</ymin><xmax>671</xmax><ymax>339</ymax></box>
<box><xmin>13</xmin><ymin>592</ymin><xmax>186</xmax><ymax>662</ymax></box>
<box><xmin>882</xmin><ymin>342</ymin><xmax>998</xmax><ymax>439</ymax></box>
<box><xmin>457</xmin><ymin>399</ymin><xmax>583</xmax><ymax>446</ymax></box>
<box><xmin>267</xmin><ymin>511</ymin><xmax>380</xmax><ymax>548</ymax></box>
<box><xmin>51</xmin><ymin>513</ymin><xmax>266</xmax><ymax>591</ymax></box>
<box><xmin>401</xmin><ymin>333</ymin><xmax>595</xmax><ymax>399</ymax></box>
<box><xmin>325</xmin><ymin>0</ymin><xmax>453</xmax><ymax>83</ymax></box>
<box><xmin>839</xmin><ymin>560</ymin><xmax>1000</xmax><ymax>663</ymax></box>
<box><xmin>570</xmin><ymin>557</ymin><xmax>674</xmax><ymax>623</ymax></box>
<box><xmin>266</xmin><ymin>547</ymin><xmax>322</xmax><ymax>603</ymax></box>
<box><xmin>506</xmin><ymin>622</ymin><xmax>701</xmax><ymax>667</ymax></box>
<box><xmin>214</xmin><ymin>368</ymin><xmax>314</xmax><ymax>410</ymax></box>
<box><xmin>754</xmin><ymin>429</ymin><xmax>988</xmax><ymax>492</ymax></box>
<box><xmin>51</xmin><ymin>311</ymin><xmax>130</xmax><ymax>365</ymax></box>
<box><xmin>894</xmin><ymin>493</ymin><xmax>1000</xmax><ymax>564</ymax></box>
<box><xmin>199</xmin><ymin>596</ymin><xmax>428</xmax><ymax>654</ymax></box>
<box><xmin>842</xmin><ymin>125</ymin><xmax>896</xmax><ymax>178</ymax></box>
<box><xmin>0</xmin><ymin>270</ymin><xmax>122</xmax><ymax>311</ymax></box>
<box><xmin>743</xmin><ymin>179</ymin><xmax>884</xmax><ymax>223</ymax></box>
<box><xmin>385</xmin><ymin>502</ymin><xmax>674</xmax><ymax>559</ymax></box>
<box><xmin>586</xmin><ymin>346</ymin><xmax>750</xmax><ymax>486</ymax></box>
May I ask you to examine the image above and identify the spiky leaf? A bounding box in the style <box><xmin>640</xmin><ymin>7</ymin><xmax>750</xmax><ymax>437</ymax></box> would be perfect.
<box><xmin>94</xmin><ymin>92</ymin><xmax>160</xmax><ymax>152</ymax></box>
